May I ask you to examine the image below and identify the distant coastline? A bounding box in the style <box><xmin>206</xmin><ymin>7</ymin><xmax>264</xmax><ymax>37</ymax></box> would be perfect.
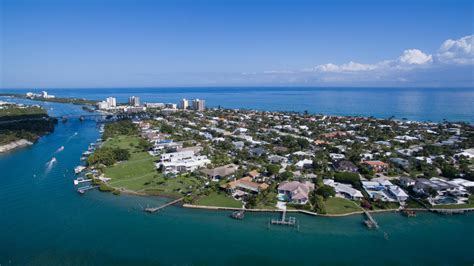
<box><xmin>2</xmin><ymin>87</ymin><xmax>473</xmax><ymax>123</ymax></box>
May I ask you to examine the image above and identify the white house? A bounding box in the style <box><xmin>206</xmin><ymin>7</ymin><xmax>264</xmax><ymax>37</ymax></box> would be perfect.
<box><xmin>295</xmin><ymin>159</ymin><xmax>313</xmax><ymax>169</ymax></box>
<box><xmin>323</xmin><ymin>179</ymin><xmax>363</xmax><ymax>200</ymax></box>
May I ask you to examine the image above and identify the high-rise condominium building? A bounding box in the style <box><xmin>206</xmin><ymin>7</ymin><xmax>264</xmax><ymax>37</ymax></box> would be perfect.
<box><xmin>192</xmin><ymin>99</ymin><xmax>205</xmax><ymax>111</ymax></box>
<box><xmin>129</xmin><ymin>96</ymin><xmax>140</xmax><ymax>107</ymax></box>
<box><xmin>180</xmin><ymin>98</ymin><xmax>189</xmax><ymax>109</ymax></box>
<box><xmin>106</xmin><ymin>97</ymin><xmax>116</xmax><ymax>107</ymax></box>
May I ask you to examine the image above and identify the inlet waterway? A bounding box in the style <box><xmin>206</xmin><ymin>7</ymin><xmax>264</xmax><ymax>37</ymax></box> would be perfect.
<box><xmin>0</xmin><ymin>93</ymin><xmax>473</xmax><ymax>265</ymax></box>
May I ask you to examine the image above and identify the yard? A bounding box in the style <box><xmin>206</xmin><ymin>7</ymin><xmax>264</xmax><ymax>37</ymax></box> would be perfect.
<box><xmin>102</xmin><ymin>135</ymin><xmax>203</xmax><ymax>196</ymax></box>
<box><xmin>195</xmin><ymin>192</ymin><xmax>243</xmax><ymax>208</ymax></box>
<box><xmin>324</xmin><ymin>197</ymin><xmax>363</xmax><ymax>215</ymax></box>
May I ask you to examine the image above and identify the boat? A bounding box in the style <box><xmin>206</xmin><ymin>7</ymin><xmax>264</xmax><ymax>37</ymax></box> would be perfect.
<box><xmin>74</xmin><ymin>166</ymin><xmax>86</xmax><ymax>174</ymax></box>
<box><xmin>231</xmin><ymin>210</ymin><xmax>245</xmax><ymax>220</ymax></box>
<box><xmin>402</xmin><ymin>209</ymin><xmax>417</xmax><ymax>217</ymax></box>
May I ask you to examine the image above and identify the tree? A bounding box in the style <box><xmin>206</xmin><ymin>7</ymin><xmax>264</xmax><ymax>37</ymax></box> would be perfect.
<box><xmin>138</xmin><ymin>138</ymin><xmax>152</xmax><ymax>151</ymax></box>
<box><xmin>310</xmin><ymin>193</ymin><xmax>326</xmax><ymax>214</ymax></box>
<box><xmin>112</xmin><ymin>148</ymin><xmax>130</xmax><ymax>161</ymax></box>
<box><xmin>266</xmin><ymin>164</ymin><xmax>281</xmax><ymax>176</ymax></box>
<box><xmin>315</xmin><ymin>185</ymin><xmax>336</xmax><ymax>200</ymax></box>
<box><xmin>278</xmin><ymin>171</ymin><xmax>294</xmax><ymax>181</ymax></box>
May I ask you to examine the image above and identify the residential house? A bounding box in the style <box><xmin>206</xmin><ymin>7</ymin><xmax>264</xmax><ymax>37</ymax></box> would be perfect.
<box><xmin>277</xmin><ymin>181</ymin><xmax>315</xmax><ymax>204</ymax></box>
<box><xmin>323</xmin><ymin>179</ymin><xmax>363</xmax><ymax>200</ymax></box>
<box><xmin>201</xmin><ymin>164</ymin><xmax>239</xmax><ymax>180</ymax></box>
<box><xmin>399</xmin><ymin>176</ymin><xmax>415</xmax><ymax>187</ymax></box>
<box><xmin>362</xmin><ymin>178</ymin><xmax>408</xmax><ymax>202</ymax></box>
<box><xmin>333</xmin><ymin>160</ymin><xmax>358</xmax><ymax>173</ymax></box>
<box><xmin>295</xmin><ymin>159</ymin><xmax>313</xmax><ymax>169</ymax></box>
<box><xmin>363</xmin><ymin>160</ymin><xmax>389</xmax><ymax>173</ymax></box>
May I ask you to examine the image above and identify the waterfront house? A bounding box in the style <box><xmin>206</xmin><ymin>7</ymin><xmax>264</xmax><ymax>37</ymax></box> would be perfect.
<box><xmin>362</xmin><ymin>178</ymin><xmax>408</xmax><ymax>202</ymax></box>
<box><xmin>277</xmin><ymin>181</ymin><xmax>315</xmax><ymax>204</ymax></box>
<box><xmin>157</xmin><ymin>150</ymin><xmax>210</xmax><ymax>174</ymax></box>
<box><xmin>223</xmin><ymin>176</ymin><xmax>269</xmax><ymax>196</ymax></box>
<box><xmin>200</xmin><ymin>164</ymin><xmax>239</xmax><ymax>180</ymax></box>
<box><xmin>323</xmin><ymin>179</ymin><xmax>363</xmax><ymax>200</ymax></box>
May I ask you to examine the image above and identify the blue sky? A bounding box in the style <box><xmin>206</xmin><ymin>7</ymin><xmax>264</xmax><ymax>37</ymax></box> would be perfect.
<box><xmin>1</xmin><ymin>0</ymin><xmax>473</xmax><ymax>88</ymax></box>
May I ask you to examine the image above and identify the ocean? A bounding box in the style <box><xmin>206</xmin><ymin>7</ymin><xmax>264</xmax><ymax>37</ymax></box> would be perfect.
<box><xmin>0</xmin><ymin>89</ymin><xmax>473</xmax><ymax>265</ymax></box>
<box><xmin>2</xmin><ymin>87</ymin><xmax>474</xmax><ymax>123</ymax></box>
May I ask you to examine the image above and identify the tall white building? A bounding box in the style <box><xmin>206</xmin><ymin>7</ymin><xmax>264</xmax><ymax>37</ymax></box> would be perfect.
<box><xmin>106</xmin><ymin>97</ymin><xmax>116</xmax><ymax>107</ymax></box>
<box><xmin>192</xmin><ymin>99</ymin><xmax>205</xmax><ymax>111</ymax></box>
<box><xmin>179</xmin><ymin>98</ymin><xmax>189</xmax><ymax>109</ymax></box>
<box><xmin>129</xmin><ymin>96</ymin><xmax>140</xmax><ymax>107</ymax></box>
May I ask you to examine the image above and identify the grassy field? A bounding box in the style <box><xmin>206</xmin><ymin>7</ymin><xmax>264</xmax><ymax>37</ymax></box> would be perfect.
<box><xmin>195</xmin><ymin>192</ymin><xmax>242</xmax><ymax>208</ymax></box>
<box><xmin>102</xmin><ymin>135</ymin><xmax>203</xmax><ymax>196</ymax></box>
<box><xmin>102</xmin><ymin>135</ymin><xmax>141</xmax><ymax>150</ymax></box>
<box><xmin>324</xmin><ymin>197</ymin><xmax>362</xmax><ymax>214</ymax></box>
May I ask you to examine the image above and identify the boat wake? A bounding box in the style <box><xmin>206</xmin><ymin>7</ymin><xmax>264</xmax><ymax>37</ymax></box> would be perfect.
<box><xmin>66</xmin><ymin>132</ymin><xmax>78</xmax><ymax>142</ymax></box>
<box><xmin>45</xmin><ymin>157</ymin><xmax>57</xmax><ymax>173</ymax></box>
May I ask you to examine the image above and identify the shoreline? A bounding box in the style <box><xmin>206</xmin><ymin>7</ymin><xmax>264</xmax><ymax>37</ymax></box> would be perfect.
<box><xmin>0</xmin><ymin>139</ymin><xmax>33</xmax><ymax>153</ymax></box>
<box><xmin>182</xmin><ymin>204</ymin><xmax>474</xmax><ymax>217</ymax></box>
<box><xmin>183</xmin><ymin>203</ymin><xmax>400</xmax><ymax>217</ymax></box>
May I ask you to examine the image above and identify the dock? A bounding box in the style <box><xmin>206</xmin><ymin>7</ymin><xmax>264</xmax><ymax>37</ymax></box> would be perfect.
<box><xmin>231</xmin><ymin>210</ymin><xmax>245</xmax><ymax>220</ymax></box>
<box><xmin>74</xmin><ymin>178</ymin><xmax>92</xmax><ymax>186</ymax></box>
<box><xmin>77</xmin><ymin>185</ymin><xmax>98</xmax><ymax>194</ymax></box>
<box><xmin>269</xmin><ymin>209</ymin><xmax>299</xmax><ymax>229</ymax></box>
<box><xmin>363</xmin><ymin>210</ymin><xmax>379</xmax><ymax>229</ymax></box>
<box><xmin>144</xmin><ymin>197</ymin><xmax>184</xmax><ymax>213</ymax></box>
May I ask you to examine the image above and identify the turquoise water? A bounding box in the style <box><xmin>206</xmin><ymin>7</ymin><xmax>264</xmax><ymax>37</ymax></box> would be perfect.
<box><xmin>0</xmin><ymin>96</ymin><xmax>473</xmax><ymax>265</ymax></box>
<box><xmin>2</xmin><ymin>87</ymin><xmax>474</xmax><ymax>122</ymax></box>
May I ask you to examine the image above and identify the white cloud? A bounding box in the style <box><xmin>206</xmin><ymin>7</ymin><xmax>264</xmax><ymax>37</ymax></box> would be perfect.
<box><xmin>263</xmin><ymin>70</ymin><xmax>295</xmax><ymax>74</ymax></box>
<box><xmin>398</xmin><ymin>49</ymin><xmax>433</xmax><ymax>65</ymax></box>
<box><xmin>308</xmin><ymin>61</ymin><xmax>378</xmax><ymax>73</ymax></box>
<box><xmin>437</xmin><ymin>35</ymin><xmax>473</xmax><ymax>64</ymax></box>
<box><xmin>257</xmin><ymin>34</ymin><xmax>473</xmax><ymax>86</ymax></box>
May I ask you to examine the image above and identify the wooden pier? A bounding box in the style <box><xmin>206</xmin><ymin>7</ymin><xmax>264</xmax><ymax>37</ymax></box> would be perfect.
<box><xmin>74</xmin><ymin>178</ymin><xmax>92</xmax><ymax>186</ymax></box>
<box><xmin>363</xmin><ymin>210</ymin><xmax>379</xmax><ymax>229</ymax></box>
<box><xmin>144</xmin><ymin>198</ymin><xmax>184</xmax><ymax>213</ymax></box>
<box><xmin>231</xmin><ymin>210</ymin><xmax>245</xmax><ymax>220</ymax></box>
<box><xmin>269</xmin><ymin>209</ymin><xmax>299</xmax><ymax>229</ymax></box>
<box><xmin>77</xmin><ymin>185</ymin><xmax>98</xmax><ymax>194</ymax></box>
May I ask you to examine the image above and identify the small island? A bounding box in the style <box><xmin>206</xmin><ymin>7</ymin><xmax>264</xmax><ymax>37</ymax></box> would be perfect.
<box><xmin>0</xmin><ymin>101</ymin><xmax>57</xmax><ymax>153</ymax></box>
<box><xmin>78</xmin><ymin>96</ymin><xmax>474</xmax><ymax>217</ymax></box>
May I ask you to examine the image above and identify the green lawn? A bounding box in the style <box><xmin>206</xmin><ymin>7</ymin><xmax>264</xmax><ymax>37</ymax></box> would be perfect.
<box><xmin>102</xmin><ymin>135</ymin><xmax>141</xmax><ymax>151</ymax></box>
<box><xmin>324</xmin><ymin>197</ymin><xmax>363</xmax><ymax>214</ymax></box>
<box><xmin>195</xmin><ymin>192</ymin><xmax>243</xmax><ymax>208</ymax></box>
<box><xmin>102</xmin><ymin>135</ymin><xmax>202</xmax><ymax>195</ymax></box>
